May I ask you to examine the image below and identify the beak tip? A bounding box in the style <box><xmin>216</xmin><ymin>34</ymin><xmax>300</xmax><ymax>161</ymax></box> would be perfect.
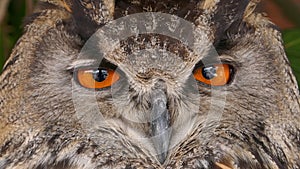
<box><xmin>157</xmin><ymin>152</ymin><xmax>168</xmax><ymax>164</ymax></box>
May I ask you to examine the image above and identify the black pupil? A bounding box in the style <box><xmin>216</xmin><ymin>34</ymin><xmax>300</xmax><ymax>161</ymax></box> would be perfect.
<box><xmin>92</xmin><ymin>69</ymin><xmax>108</xmax><ymax>82</ymax></box>
<box><xmin>202</xmin><ymin>66</ymin><xmax>217</xmax><ymax>80</ymax></box>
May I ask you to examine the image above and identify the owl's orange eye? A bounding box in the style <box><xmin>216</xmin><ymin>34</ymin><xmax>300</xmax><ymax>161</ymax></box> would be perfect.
<box><xmin>193</xmin><ymin>64</ymin><xmax>231</xmax><ymax>86</ymax></box>
<box><xmin>77</xmin><ymin>68</ymin><xmax>120</xmax><ymax>89</ymax></box>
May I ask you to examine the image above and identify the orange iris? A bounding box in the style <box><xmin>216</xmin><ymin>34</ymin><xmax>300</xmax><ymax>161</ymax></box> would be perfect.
<box><xmin>77</xmin><ymin>68</ymin><xmax>120</xmax><ymax>89</ymax></box>
<box><xmin>194</xmin><ymin>64</ymin><xmax>231</xmax><ymax>86</ymax></box>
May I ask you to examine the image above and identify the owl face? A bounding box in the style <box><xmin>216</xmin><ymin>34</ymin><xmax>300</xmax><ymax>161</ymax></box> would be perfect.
<box><xmin>67</xmin><ymin>1</ymin><xmax>299</xmax><ymax>167</ymax></box>
<box><xmin>1</xmin><ymin>0</ymin><xmax>299</xmax><ymax>168</ymax></box>
<box><xmin>71</xmin><ymin>13</ymin><xmax>219</xmax><ymax>163</ymax></box>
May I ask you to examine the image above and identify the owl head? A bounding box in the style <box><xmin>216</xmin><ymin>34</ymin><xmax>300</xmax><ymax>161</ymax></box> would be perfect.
<box><xmin>0</xmin><ymin>0</ymin><xmax>299</xmax><ymax>168</ymax></box>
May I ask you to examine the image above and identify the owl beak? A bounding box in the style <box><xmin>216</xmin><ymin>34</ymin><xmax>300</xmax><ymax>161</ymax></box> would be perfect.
<box><xmin>150</xmin><ymin>89</ymin><xmax>171</xmax><ymax>164</ymax></box>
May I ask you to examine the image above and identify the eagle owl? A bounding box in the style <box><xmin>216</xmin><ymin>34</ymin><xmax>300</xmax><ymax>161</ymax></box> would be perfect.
<box><xmin>0</xmin><ymin>0</ymin><xmax>299</xmax><ymax>168</ymax></box>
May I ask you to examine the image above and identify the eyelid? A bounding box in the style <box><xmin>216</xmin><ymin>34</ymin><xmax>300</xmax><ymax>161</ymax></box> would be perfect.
<box><xmin>67</xmin><ymin>59</ymin><xmax>98</xmax><ymax>71</ymax></box>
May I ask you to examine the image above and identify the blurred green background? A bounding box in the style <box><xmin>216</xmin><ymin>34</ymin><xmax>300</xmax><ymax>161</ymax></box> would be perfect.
<box><xmin>0</xmin><ymin>0</ymin><xmax>299</xmax><ymax>85</ymax></box>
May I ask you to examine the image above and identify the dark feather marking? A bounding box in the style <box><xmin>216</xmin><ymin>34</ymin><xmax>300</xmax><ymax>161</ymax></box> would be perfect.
<box><xmin>23</xmin><ymin>1</ymin><xmax>59</xmax><ymax>27</ymax></box>
<box><xmin>114</xmin><ymin>0</ymin><xmax>143</xmax><ymax>19</ymax></box>
<box><xmin>47</xmin><ymin>134</ymin><xmax>61</xmax><ymax>146</ymax></box>
<box><xmin>2</xmin><ymin>55</ymin><xmax>20</xmax><ymax>72</ymax></box>
<box><xmin>36</xmin><ymin>159</ymin><xmax>72</xmax><ymax>169</ymax></box>
<box><xmin>76</xmin><ymin>143</ymin><xmax>86</xmax><ymax>154</ymax></box>
<box><xmin>71</xmin><ymin>0</ymin><xmax>103</xmax><ymax>41</ymax></box>
<box><xmin>253</xmin><ymin>122</ymin><xmax>288</xmax><ymax>168</ymax></box>
<box><xmin>212</xmin><ymin>0</ymin><xmax>250</xmax><ymax>44</ymax></box>
<box><xmin>0</xmin><ymin>140</ymin><xmax>11</xmax><ymax>155</ymax></box>
<box><xmin>115</xmin><ymin>0</ymin><xmax>204</xmax><ymax>23</ymax></box>
<box><xmin>37</xmin><ymin>1</ymin><xmax>67</xmax><ymax>11</ymax></box>
<box><xmin>23</xmin><ymin>12</ymin><xmax>43</xmax><ymax>28</ymax></box>
<box><xmin>272</xmin><ymin>146</ymin><xmax>288</xmax><ymax>169</ymax></box>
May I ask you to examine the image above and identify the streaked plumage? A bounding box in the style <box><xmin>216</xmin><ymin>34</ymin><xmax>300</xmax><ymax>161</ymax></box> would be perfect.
<box><xmin>0</xmin><ymin>0</ymin><xmax>299</xmax><ymax>168</ymax></box>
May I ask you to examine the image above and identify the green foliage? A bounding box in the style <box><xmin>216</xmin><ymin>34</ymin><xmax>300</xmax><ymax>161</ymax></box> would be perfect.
<box><xmin>0</xmin><ymin>27</ymin><xmax>4</xmax><ymax>69</ymax></box>
<box><xmin>283</xmin><ymin>29</ymin><xmax>300</xmax><ymax>85</ymax></box>
<box><xmin>0</xmin><ymin>0</ymin><xmax>27</xmax><ymax>69</ymax></box>
<box><xmin>273</xmin><ymin>0</ymin><xmax>300</xmax><ymax>28</ymax></box>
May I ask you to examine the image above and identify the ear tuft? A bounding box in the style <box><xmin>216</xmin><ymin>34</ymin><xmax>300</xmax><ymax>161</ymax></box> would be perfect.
<box><xmin>243</xmin><ymin>0</ymin><xmax>260</xmax><ymax>19</ymax></box>
<box><xmin>70</xmin><ymin>0</ymin><xmax>115</xmax><ymax>40</ymax></box>
<box><xmin>204</xmin><ymin>0</ymin><xmax>252</xmax><ymax>43</ymax></box>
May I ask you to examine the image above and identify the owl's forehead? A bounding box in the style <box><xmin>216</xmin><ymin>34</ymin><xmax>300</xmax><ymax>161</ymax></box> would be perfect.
<box><xmin>75</xmin><ymin>0</ymin><xmax>202</xmax><ymax>16</ymax></box>
<box><xmin>66</xmin><ymin>0</ymin><xmax>274</xmax><ymax>72</ymax></box>
<box><xmin>80</xmin><ymin>17</ymin><xmax>227</xmax><ymax>78</ymax></box>
<box><xmin>111</xmin><ymin>34</ymin><xmax>199</xmax><ymax>76</ymax></box>
<box><xmin>62</xmin><ymin>0</ymin><xmax>253</xmax><ymax>42</ymax></box>
<box><xmin>76</xmin><ymin>32</ymin><xmax>213</xmax><ymax>80</ymax></box>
